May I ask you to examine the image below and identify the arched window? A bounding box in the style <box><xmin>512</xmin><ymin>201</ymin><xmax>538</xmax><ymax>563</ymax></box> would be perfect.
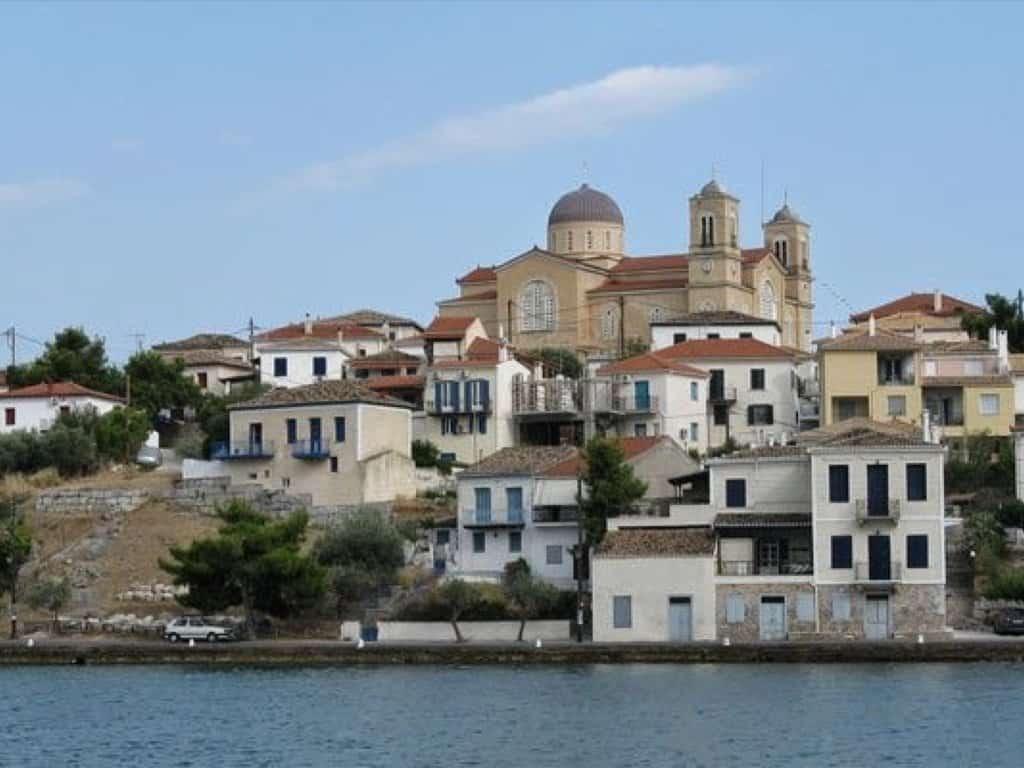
<box><xmin>520</xmin><ymin>280</ymin><xmax>555</xmax><ymax>332</ymax></box>
<box><xmin>567</xmin><ymin>231</ymin><xmax>573</xmax><ymax>251</ymax></box>
<box><xmin>605</xmin><ymin>230</ymin><xmax>611</xmax><ymax>250</ymax></box>
<box><xmin>800</xmin><ymin>239</ymin><xmax>808</xmax><ymax>266</ymax></box>
<box><xmin>600</xmin><ymin>305</ymin><xmax>619</xmax><ymax>339</ymax></box>
<box><xmin>586</xmin><ymin>230</ymin><xmax>593</xmax><ymax>250</ymax></box>
<box><xmin>773</xmin><ymin>238</ymin><xmax>788</xmax><ymax>267</ymax></box>
<box><xmin>760</xmin><ymin>280</ymin><xmax>777</xmax><ymax>320</ymax></box>
<box><xmin>548</xmin><ymin>231</ymin><xmax>556</xmax><ymax>251</ymax></box>
<box><xmin>649</xmin><ymin>307</ymin><xmax>663</xmax><ymax>323</ymax></box>
<box><xmin>729</xmin><ymin>214</ymin><xmax>738</xmax><ymax>247</ymax></box>
<box><xmin>700</xmin><ymin>214</ymin><xmax>715</xmax><ymax>247</ymax></box>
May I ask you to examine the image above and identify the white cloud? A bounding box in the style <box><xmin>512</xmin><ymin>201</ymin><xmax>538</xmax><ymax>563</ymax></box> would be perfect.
<box><xmin>286</xmin><ymin>63</ymin><xmax>750</xmax><ymax>191</ymax></box>
<box><xmin>0</xmin><ymin>178</ymin><xmax>91</xmax><ymax>207</ymax></box>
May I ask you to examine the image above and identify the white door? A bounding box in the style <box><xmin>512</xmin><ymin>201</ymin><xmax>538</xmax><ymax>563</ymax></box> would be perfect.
<box><xmin>864</xmin><ymin>596</ymin><xmax>890</xmax><ymax>640</ymax></box>
<box><xmin>668</xmin><ymin>598</ymin><xmax>692</xmax><ymax>642</ymax></box>
<box><xmin>759</xmin><ymin>597</ymin><xmax>786</xmax><ymax>641</ymax></box>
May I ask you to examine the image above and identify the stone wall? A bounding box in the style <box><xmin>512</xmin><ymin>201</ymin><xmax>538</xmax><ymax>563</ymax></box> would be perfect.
<box><xmin>818</xmin><ymin>584</ymin><xmax>946</xmax><ymax>639</ymax></box>
<box><xmin>715</xmin><ymin>582</ymin><xmax>816</xmax><ymax>642</ymax></box>
<box><xmin>35</xmin><ymin>489</ymin><xmax>150</xmax><ymax>516</ymax></box>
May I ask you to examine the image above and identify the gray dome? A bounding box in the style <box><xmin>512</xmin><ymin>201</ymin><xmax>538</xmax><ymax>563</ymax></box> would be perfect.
<box><xmin>699</xmin><ymin>179</ymin><xmax>726</xmax><ymax>197</ymax></box>
<box><xmin>769</xmin><ymin>204</ymin><xmax>805</xmax><ymax>225</ymax></box>
<box><xmin>548</xmin><ymin>183</ymin><xmax>624</xmax><ymax>226</ymax></box>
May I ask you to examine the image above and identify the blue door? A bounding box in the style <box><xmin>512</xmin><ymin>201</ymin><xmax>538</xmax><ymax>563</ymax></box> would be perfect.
<box><xmin>309</xmin><ymin>418</ymin><xmax>322</xmax><ymax>453</ymax></box>
<box><xmin>634</xmin><ymin>380</ymin><xmax>650</xmax><ymax>410</ymax></box>
<box><xmin>474</xmin><ymin>488</ymin><xmax>491</xmax><ymax>523</ymax></box>
<box><xmin>867</xmin><ymin>465</ymin><xmax>889</xmax><ymax>516</ymax></box>
<box><xmin>668</xmin><ymin>598</ymin><xmax>692</xmax><ymax>641</ymax></box>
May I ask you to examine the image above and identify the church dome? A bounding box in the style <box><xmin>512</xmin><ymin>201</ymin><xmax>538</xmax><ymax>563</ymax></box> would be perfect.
<box><xmin>769</xmin><ymin>204</ymin><xmax>805</xmax><ymax>225</ymax></box>
<box><xmin>548</xmin><ymin>184</ymin><xmax>624</xmax><ymax>226</ymax></box>
<box><xmin>698</xmin><ymin>179</ymin><xmax>726</xmax><ymax>197</ymax></box>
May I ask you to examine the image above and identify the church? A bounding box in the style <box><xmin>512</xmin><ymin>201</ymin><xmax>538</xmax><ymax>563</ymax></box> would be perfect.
<box><xmin>436</xmin><ymin>178</ymin><xmax>814</xmax><ymax>355</ymax></box>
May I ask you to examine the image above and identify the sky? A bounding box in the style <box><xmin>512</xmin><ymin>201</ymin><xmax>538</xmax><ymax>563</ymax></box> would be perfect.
<box><xmin>2</xmin><ymin>1</ymin><xmax>1022</xmax><ymax>362</ymax></box>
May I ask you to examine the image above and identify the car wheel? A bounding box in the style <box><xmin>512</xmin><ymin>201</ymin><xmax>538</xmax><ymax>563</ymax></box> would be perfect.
<box><xmin>207</xmin><ymin>633</ymin><xmax>217</xmax><ymax>643</ymax></box>
<box><xmin>168</xmin><ymin>633</ymin><xmax>180</xmax><ymax>643</ymax></box>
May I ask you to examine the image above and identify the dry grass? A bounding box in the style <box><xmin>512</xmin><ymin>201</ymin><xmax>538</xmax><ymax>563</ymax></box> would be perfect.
<box><xmin>61</xmin><ymin>466</ymin><xmax>179</xmax><ymax>491</ymax></box>
<box><xmin>0</xmin><ymin>468</ymin><xmax>63</xmax><ymax>497</ymax></box>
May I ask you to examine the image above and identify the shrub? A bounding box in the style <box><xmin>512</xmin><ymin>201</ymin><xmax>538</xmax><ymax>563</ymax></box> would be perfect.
<box><xmin>983</xmin><ymin>569</ymin><xmax>1024</xmax><ymax>601</ymax></box>
<box><xmin>41</xmin><ymin>425</ymin><xmax>98</xmax><ymax>477</ymax></box>
<box><xmin>174</xmin><ymin>432</ymin><xmax>206</xmax><ymax>460</ymax></box>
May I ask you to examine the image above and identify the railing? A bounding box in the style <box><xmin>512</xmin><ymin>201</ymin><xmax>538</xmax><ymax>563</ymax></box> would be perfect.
<box><xmin>533</xmin><ymin>507</ymin><xmax>580</xmax><ymax>524</ymax></box>
<box><xmin>425</xmin><ymin>399</ymin><xmax>491</xmax><ymax>415</ymax></box>
<box><xmin>878</xmin><ymin>375</ymin><xmax>915</xmax><ymax>386</ymax></box>
<box><xmin>291</xmin><ymin>438</ymin><xmax>331</xmax><ymax>459</ymax></box>
<box><xmin>855</xmin><ymin>499</ymin><xmax>901</xmax><ymax>525</ymax></box>
<box><xmin>719</xmin><ymin>561</ymin><xmax>813</xmax><ymax>577</ymax></box>
<box><xmin>461</xmin><ymin>508</ymin><xmax>525</xmax><ymax>526</ymax></box>
<box><xmin>603</xmin><ymin>394</ymin><xmax>660</xmax><ymax>413</ymax></box>
<box><xmin>854</xmin><ymin>561</ymin><xmax>902</xmax><ymax>582</ymax></box>
<box><xmin>511</xmin><ymin>380</ymin><xmax>582</xmax><ymax>415</ymax></box>
<box><xmin>211</xmin><ymin>440</ymin><xmax>275</xmax><ymax>460</ymax></box>
<box><xmin>925</xmin><ymin>410</ymin><xmax>965</xmax><ymax>427</ymax></box>
<box><xmin>709</xmin><ymin>386</ymin><xmax>738</xmax><ymax>403</ymax></box>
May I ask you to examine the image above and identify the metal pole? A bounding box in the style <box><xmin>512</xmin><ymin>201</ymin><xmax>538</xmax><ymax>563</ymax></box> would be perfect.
<box><xmin>576</xmin><ymin>472</ymin><xmax>584</xmax><ymax>643</ymax></box>
<box><xmin>618</xmin><ymin>295</ymin><xmax>625</xmax><ymax>359</ymax></box>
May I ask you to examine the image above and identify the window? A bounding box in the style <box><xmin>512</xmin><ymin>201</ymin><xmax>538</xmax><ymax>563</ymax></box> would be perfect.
<box><xmin>907</xmin><ymin>535</ymin><xmax>929</xmax><ymax>569</ymax></box>
<box><xmin>509</xmin><ymin>532</ymin><xmax>522</xmax><ymax>553</ymax></box>
<box><xmin>831</xmin><ymin>536</ymin><xmax>853</xmax><ymax>569</ymax></box>
<box><xmin>506</xmin><ymin>487</ymin><xmax>523</xmax><ymax>523</ymax></box>
<box><xmin>286</xmin><ymin>419</ymin><xmax>297</xmax><ymax>444</ymax></box>
<box><xmin>586</xmin><ymin>230</ymin><xmax>593</xmax><ymax>250</ymax></box>
<box><xmin>829</xmin><ymin>465</ymin><xmax>850</xmax><ymax>503</ymax></box>
<box><xmin>750</xmin><ymin>369</ymin><xmax>765</xmax><ymax>390</ymax></box>
<box><xmin>649</xmin><ymin>307</ymin><xmax>663</xmax><ymax>323</ymax></box>
<box><xmin>713</xmin><ymin>405</ymin><xmax>729</xmax><ymax>426</ymax></box>
<box><xmin>831</xmin><ymin>592</ymin><xmax>851</xmax><ymax>622</ymax></box>
<box><xmin>906</xmin><ymin>463</ymin><xmax>927</xmax><ymax>501</ymax></box>
<box><xmin>773</xmin><ymin>238</ymin><xmax>788</xmax><ymax>266</ymax></box>
<box><xmin>689</xmin><ymin>422</ymin><xmax>699</xmax><ymax>442</ymax></box>
<box><xmin>474</xmin><ymin>488</ymin><xmax>492</xmax><ymax>523</ymax></box>
<box><xmin>273</xmin><ymin>357</ymin><xmax>287</xmax><ymax>377</ymax></box>
<box><xmin>726</xmin><ymin>593</ymin><xmax>745</xmax><ymax>623</ymax></box>
<box><xmin>312</xmin><ymin>356</ymin><xmax>327</xmax><ymax>377</ymax></box>
<box><xmin>887</xmin><ymin>395</ymin><xmax>907</xmax><ymax>417</ymax></box>
<box><xmin>520</xmin><ymin>280</ymin><xmax>555</xmax><ymax>332</ymax></box>
<box><xmin>546</xmin><ymin>545</ymin><xmax>563</xmax><ymax>566</ymax></box>
<box><xmin>600</xmin><ymin>306</ymin><xmax>618</xmax><ymax>339</ymax></box>
<box><xmin>441</xmin><ymin>416</ymin><xmax>459</xmax><ymax>435</ymax></box>
<box><xmin>796</xmin><ymin>593</ymin><xmax>815</xmax><ymax>623</ymax></box>
<box><xmin>760</xmin><ymin>280</ymin><xmax>777</xmax><ymax>320</ymax></box>
<box><xmin>725</xmin><ymin>478</ymin><xmax>746</xmax><ymax>508</ymax></box>
<box><xmin>747</xmin><ymin>404</ymin><xmax>774</xmax><ymax>425</ymax></box>
<box><xmin>706</xmin><ymin>333</ymin><xmax>721</xmax><ymax>340</ymax></box>
<box><xmin>700</xmin><ymin>214</ymin><xmax>715</xmax><ymax>247</ymax></box>
<box><xmin>329</xmin><ymin>456</ymin><xmax>338</xmax><ymax>473</ymax></box>
<box><xmin>739</xmin><ymin>332</ymin><xmax>753</xmax><ymax>339</ymax></box>
<box><xmin>196</xmin><ymin>372</ymin><xmax>208</xmax><ymax>390</ymax></box>
<box><xmin>634</xmin><ymin>423</ymin><xmax>648</xmax><ymax>437</ymax></box>
<box><xmin>605</xmin><ymin>230</ymin><xmax>611</xmax><ymax>250</ymax></box>
<box><xmin>477</xmin><ymin>414</ymin><xmax>487</xmax><ymax>434</ymax></box>
<box><xmin>690</xmin><ymin>381</ymin><xmax>699</xmax><ymax>401</ymax></box>
<box><xmin>673</xmin><ymin>332</ymin><xmax>687</xmax><ymax>344</ymax></box>
<box><xmin>980</xmin><ymin>393</ymin><xmax>1000</xmax><ymax>416</ymax></box>
<box><xmin>473</xmin><ymin>531</ymin><xmax>486</xmax><ymax>553</ymax></box>
<box><xmin>613</xmin><ymin>596</ymin><xmax>632</xmax><ymax>629</ymax></box>
<box><xmin>567</xmin><ymin>231</ymin><xmax>573</xmax><ymax>250</ymax></box>
<box><xmin>335</xmin><ymin>417</ymin><xmax>346</xmax><ymax>442</ymax></box>
<box><xmin>4</xmin><ymin>408</ymin><xmax>14</xmax><ymax>426</ymax></box>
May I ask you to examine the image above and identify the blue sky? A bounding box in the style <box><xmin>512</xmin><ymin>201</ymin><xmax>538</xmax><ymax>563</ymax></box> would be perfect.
<box><xmin>2</xmin><ymin>1</ymin><xmax>1021</xmax><ymax>362</ymax></box>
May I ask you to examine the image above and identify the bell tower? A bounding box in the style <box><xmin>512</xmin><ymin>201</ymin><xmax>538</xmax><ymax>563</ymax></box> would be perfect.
<box><xmin>764</xmin><ymin>200</ymin><xmax>813</xmax><ymax>350</ymax></box>
<box><xmin>687</xmin><ymin>178</ymin><xmax>743</xmax><ymax>313</ymax></box>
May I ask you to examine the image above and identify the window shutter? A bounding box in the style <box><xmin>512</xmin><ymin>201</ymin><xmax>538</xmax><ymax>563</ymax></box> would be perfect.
<box><xmin>747</xmin><ymin>405</ymin><xmax>755</xmax><ymax>425</ymax></box>
<box><xmin>478</xmin><ymin>415</ymin><xmax>487</xmax><ymax>434</ymax></box>
<box><xmin>796</xmin><ymin>593</ymin><xmax>815</xmax><ymax>623</ymax></box>
<box><xmin>480</xmin><ymin>380</ymin><xmax>489</xmax><ymax>408</ymax></box>
<box><xmin>434</xmin><ymin>382</ymin><xmax>442</xmax><ymax>408</ymax></box>
<box><xmin>451</xmin><ymin>381</ymin><xmax>460</xmax><ymax>411</ymax></box>
<box><xmin>726</xmin><ymin>593</ymin><xmax>745</xmax><ymax>623</ymax></box>
<box><xmin>832</xmin><ymin>593</ymin><xmax>851</xmax><ymax>622</ymax></box>
<box><xmin>764</xmin><ymin>405</ymin><xmax>774</xmax><ymax>425</ymax></box>
<box><xmin>464</xmin><ymin>380</ymin><xmax>473</xmax><ymax>408</ymax></box>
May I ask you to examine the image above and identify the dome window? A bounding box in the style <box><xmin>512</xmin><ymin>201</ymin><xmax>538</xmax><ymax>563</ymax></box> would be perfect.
<box><xmin>586</xmin><ymin>230</ymin><xmax>593</xmax><ymax>250</ymax></box>
<box><xmin>567</xmin><ymin>231</ymin><xmax>573</xmax><ymax>251</ymax></box>
<box><xmin>605</xmin><ymin>230</ymin><xmax>611</xmax><ymax>250</ymax></box>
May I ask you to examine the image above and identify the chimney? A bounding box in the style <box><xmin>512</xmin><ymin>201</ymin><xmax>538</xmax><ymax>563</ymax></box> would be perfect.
<box><xmin>830</xmin><ymin>321</ymin><xmax>838</xmax><ymax>339</ymax></box>
<box><xmin>998</xmin><ymin>330</ymin><xmax>1009</xmax><ymax>371</ymax></box>
<box><xmin>337</xmin><ymin>328</ymin><xmax>345</xmax><ymax>346</ymax></box>
<box><xmin>988</xmin><ymin>326</ymin><xmax>998</xmax><ymax>351</ymax></box>
<box><xmin>868</xmin><ymin>314</ymin><xmax>876</xmax><ymax>337</ymax></box>
<box><xmin>933</xmin><ymin>289</ymin><xmax>943</xmax><ymax>313</ymax></box>
<box><xmin>382</xmin><ymin>320</ymin><xmax>391</xmax><ymax>342</ymax></box>
<box><xmin>914</xmin><ymin>324</ymin><xmax>924</xmax><ymax>343</ymax></box>
<box><xmin>304</xmin><ymin>313</ymin><xmax>313</xmax><ymax>335</ymax></box>
<box><xmin>922</xmin><ymin>409</ymin><xmax>933</xmax><ymax>444</ymax></box>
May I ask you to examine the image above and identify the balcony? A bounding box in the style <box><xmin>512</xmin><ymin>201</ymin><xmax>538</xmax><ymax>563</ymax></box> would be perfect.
<box><xmin>855</xmin><ymin>498</ymin><xmax>901</xmax><ymax>525</ymax></box>
<box><xmin>461</xmin><ymin>507</ymin><xmax>526</xmax><ymax>529</ymax></box>
<box><xmin>291</xmin><ymin>438</ymin><xmax>331</xmax><ymax>459</ymax></box>
<box><xmin>709</xmin><ymin>386</ymin><xmax>738</xmax><ymax>404</ymax></box>
<box><xmin>512</xmin><ymin>379</ymin><xmax>581</xmax><ymax>417</ymax></box>
<box><xmin>211</xmin><ymin>440</ymin><xmax>275</xmax><ymax>460</ymax></box>
<box><xmin>533</xmin><ymin>507</ymin><xmax>580</xmax><ymax>525</ymax></box>
<box><xmin>854</xmin><ymin>561</ymin><xmax>902</xmax><ymax>583</ymax></box>
<box><xmin>596</xmin><ymin>394</ymin><xmax>660</xmax><ymax>414</ymax></box>
<box><xmin>719</xmin><ymin>560</ymin><xmax>813</xmax><ymax>577</ymax></box>
<box><xmin>425</xmin><ymin>399</ymin><xmax>491</xmax><ymax>416</ymax></box>
<box><xmin>878</xmin><ymin>374</ymin><xmax>915</xmax><ymax>387</ymax></box>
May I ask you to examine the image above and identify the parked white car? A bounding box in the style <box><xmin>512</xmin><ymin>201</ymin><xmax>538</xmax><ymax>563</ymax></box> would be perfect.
<box><xmin>163</xmin><ymin>616</ymin><xmax>236</xmax><ymax>643</ymax></box>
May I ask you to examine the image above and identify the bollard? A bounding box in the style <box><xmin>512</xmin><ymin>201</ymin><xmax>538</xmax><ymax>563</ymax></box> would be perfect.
<box><xmin>722</xmin><ymin>637</ymin><xmax>731</xmax><ymax>646</ymax></box>
<box><xmin>535</xmin><ymin>638</ymin><xmax>543</xmax><ymax>649</ymax></box>
<box><xmin>356</xmin><ymin>638</ymin><xmax>365</xmax><ymax>650</ymax></box>
<box><xmin>26</xmin><ymin>638</ymin><xmax>34</xmax><ymax>648</ymax></box>
<box><xmin>188</xmin><ymin>638</ymin><xmax>195</xmax><ymax>648</ymax></box>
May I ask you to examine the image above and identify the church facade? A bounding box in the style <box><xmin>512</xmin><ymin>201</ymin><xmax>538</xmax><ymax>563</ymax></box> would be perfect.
<box><xmin>437</xmin><ymin>179</ymin><xmax>814</xmax><ymax>356</ymax></box>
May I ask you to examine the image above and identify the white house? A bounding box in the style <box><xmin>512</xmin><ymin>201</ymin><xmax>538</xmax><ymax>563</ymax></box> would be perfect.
<box><xmin>152</xmin><ymin>333</ymin><xmax>255</xmax><ymax>396</ymax></box>
<box><xmin>650</xmin><ymin>310</ymin><xmax>782</xmax><ymax>350</ymax></box>
<box><xmin>0</xmin><ymin>381</ymin><xmax>123</xmax><ymax>434</ymax></box>
<box><xmin>657</xmin><ymin>338</ymin><xmax>799</xmax><ymax>449</ymax></box>
<box><xmin>254</xmin><ymin>316</ymin><xmax>388</xmax><ymax>388</ymax></box>
<box><xmin>594</xmin><ymin>351</ymin><xmax>709</xmax><ymax>453</ymax></box>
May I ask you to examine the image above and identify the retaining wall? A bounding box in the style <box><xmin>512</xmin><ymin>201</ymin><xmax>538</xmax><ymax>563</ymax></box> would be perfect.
<box><xmin>377</xmin><ymin>621</ymin><xmax>570</xmax><ymax>643</ymax></box>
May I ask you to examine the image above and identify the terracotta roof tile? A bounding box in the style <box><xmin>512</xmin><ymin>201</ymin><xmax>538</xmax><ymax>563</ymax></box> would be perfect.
<box><xmin>170</xmin><ymin>351</ymin><xmax>254</xmax><ymax>371</ymax></box>
<box><xmin>595</xmin><ymin>527</ymin><xmax>714</xmax><ymax>558</ymax></box>
<box><xmin>597</xmin><ymin>351</ymin><xmax>708</xmax><ymax>377</ymax></box>
<box><xmin>441</xmin><ymin>289</ymin><xmax>498</xmax><ymax>303</ymax></box>
<box><xmin>349</xmin><ymin>349</ymin><xmax>422</xmax><ymax>369</ymax></box>
<box><xmin>229</xmin><ymin>380</ymin><xmax>411</xmax><ymax>410</ymax></box>
<box><xmin>319</xmin><ymin>309</ymin><xmax>422</xmax><ymax>328</ymax></box>
<box><xmin>365</xmin><ymin>375</ymin><xmax>426</xmax><ymax>391</ymax></box>
<box><xmin>651</xmin><ymin>310</ymin><xmax>778</xmax><ymax>327</ymax></box>
<box><xmin>660</xmin><ymin>338</ymin><xmax>794</xmax><ymax>360</ymax></box>
<box><xmin>461</xmin><ymin>445</ymin><xmax>579</xmax><ymax>477</ymax></box>
<box><xmin>588</xmin><ymin>277</ymin><xmax>689</xmax><ymax>294</ymax></box>
<box><xmin>2</xmin><ymin>381</ymin><xmax>124</xmax><ymax>403</ymax></box>
<box><xmin>544</xmin><ymin>436</ymin><xmax>671</xmax><ymax>477</ymax></box>
<box><xmin>424</xmin><ymin>316</ymin><xmax>477</xmax><ymax>339</ymax></box>
<box><xmin>257</xmin><ymin>321</ymin><xmax>383</xmax><ymax>342</ymax></box>
<box><xmin>152</xmin><ymin>333</ymin><xmax>247</xmax><ymax>352</ymax></box>
<box><xmin>741</xmin><ymin>247</ymin><xmax>772</xmax><ymax>264</ymax></box>
<box><xmin>850</xmin><ymin>292</ymin><xmax>985</xmax><ymax>322</ymax></box>
<box><xmin>457</xmin><ymin>266</ymin><xmax>497</xmax><ymax>284</ymax></box>
<box><xmin>610</xmin><ymin>254</ymin><xmax>689</xmax><ymax>273</ymax></box>
<box><xmin>818</xmin><ymin>331</ymin><xmax>920</xmax><ymax>352</ymax></box>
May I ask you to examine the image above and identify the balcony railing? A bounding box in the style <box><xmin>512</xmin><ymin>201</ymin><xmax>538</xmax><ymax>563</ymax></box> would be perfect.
<box><xmin>878</xmin><ymin>375</ymin><xmax>915</xmax><ymax>386</ymax></box>
<box><xmin>532</xmin><ymin>507</ymin><xmax>580</xmax><ymax>524</ymax></box>
<box><xmin>461</xmin><ymin>508</ymin><xmax>525</xmax><ymax>527</ymax></box>
<box><xmin>425</xmin><ymin>399</ymin><xmax>491</xmax><ymax>416</ymax></box>
<box><xmin>854</xmin><ymin>561</ymin><xmax>902</xmax><ymax>582</ymax></box>
<box><xmin>719</xmin><ymin>561</ymin><xmax>813</xmax><ymax>577</ymax></box>
<box><xmin>512</xmin><ymin>380</ymin><xmax>582</xmax><ymax>416</ymax></box>
<box><xmin>596</xmin><ymin>394</ymin><xmax>660</xmax><ymax>414</ymax></box>
<box><xmin>709</xmin><ymin>386</ymin><xmax>738</xmax><ymax>404</ymax></box>
<box><xmin>291</xmin><ymin>438</ymin><xmax>331</xmax><ymax>459</ymax></box>
<box><xmin>211</xmin><ymin>440</ymin><xmax>275</xmax><ymax>460</ymax></box>
<box><xmin>855</xmin><ymin>499</ymin><xmax>901</xmax><ymax>525</ymax></box>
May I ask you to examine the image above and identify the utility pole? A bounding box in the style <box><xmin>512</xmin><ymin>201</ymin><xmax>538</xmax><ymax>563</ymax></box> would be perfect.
<box><xmin>575</xmin><ymin>472</ymin><xmax>585</xmax><ymax>643</ymax></box>
<box><xmin>125</xmin><ymin>374</ymin><xmax>131</xmax><ymax>408</ymax></box>
<box><xmin>507</xmin><ymin>300</ymin><xmax>514</xmax><ymax>348</ymax></box>
<box><xmin>129</xmin><ymin>333</ymin><xmax>145</xmax><ymax>354</ymax></box>
<box><xmin>3</xmin><ymin>326</ymin><xmax>14</xmax><ymax>369</ymax></box>
<box><xmin>618</xmin><ymin>295</ymin><xmax>626</xmax><ymax>359</ymax></box>
<box><xmin>248</xmin><ymin>317</ymin><xmax>256</xmax><ymax>362</ymax></box>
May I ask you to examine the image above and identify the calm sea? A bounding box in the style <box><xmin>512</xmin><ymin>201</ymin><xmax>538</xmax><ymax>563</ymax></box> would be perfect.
<box><xmin>1</xmin><ymin>663</ymin><xmax>1020</xmax><ymax>767</ymax></box>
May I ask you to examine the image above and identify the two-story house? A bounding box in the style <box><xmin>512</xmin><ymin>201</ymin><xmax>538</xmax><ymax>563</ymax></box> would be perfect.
<box><xmin>220</xmin><ymin>380</ymin><xmax>416</xmax><ymax>507</ymax></box>
<box><xmin>254</xmin><ymin>316</ymin><xmax>388</xmax><ymax>388</ymax></box>
<box><xmin>650</xmin><ymin>310</ymin><xmax>782</xmax><ymax>350</ymax></box>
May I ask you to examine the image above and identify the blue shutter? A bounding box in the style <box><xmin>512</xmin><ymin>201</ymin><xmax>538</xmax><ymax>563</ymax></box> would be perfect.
<box><xmin>335</xmin><ymin>417</ymin><xmax>346</xmax><ymax>442</ymax></box>
<box><xmin>434</xmin><ymin>382</ymin><xmax>442</xmax><ymax>410</ymax></box>
<box><xmin>477</xmin><ymin>414</ymin><xmax>487</xmax><ymax>434</ymax></box>
<box><xmin>725</xmin><ymin>479</ymin><xmax>746</xmax><ymax>508</ymax></box>
<box><xmin>465</xmin><ymin>380</ymin><xmax>473</xmax><ymax>410</ymax></box>
<box><xmin>480</xmin><ymin>380</ymin><xmax>490</xmax><ymax>409</ymax></box>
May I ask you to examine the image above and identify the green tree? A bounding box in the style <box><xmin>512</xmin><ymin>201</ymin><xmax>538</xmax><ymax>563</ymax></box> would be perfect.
<box><xmin>124</xmin><ymin>352</ymin><xmax>202</xmax><ymax>423</ymax></box>
<box><xmin>315</xmin><ymin>510</ymin><xmax>406</xmax><ymax>617</ymax></box>
<box><xmin>6</xmin><ymin>327</ymin><xmax>124</xmax><ymax>395</ymax></box>
<box><xmin>960</xmin><ymin>291</ymin><xmax>1024</xmax><ymax>352</ymax></box>
<box><xmin>160</xmin><ymin>501</ymin><xmax>326</xmax><ymax>638</ymax></box>
<box><xmin>94</xmin><ymin>407</ymin><xmax>152</xmax><ymax>463</ymax></box>
<box><xmin>26</xmin><ymin>577</ymin><xmax>71</xmax><ymax>634</ymax></box>
<box><xmin>505</xmin><ymin>572</ymin><xmax>559</xmax><ymax>642</ymax></box>
<box><xmin>41</xmin><ymin>424</ymin><xmax>98</xmax><ymax>477</ymax></box>
<box><xmin>964</xmin><ymin>508</ymin><xmax>1007</xmax><ymax>577</ymax></box>
<box><xmin>579</xmin><ymin>437</ymin><xmax>647</xmax><ymax>546</ymax></box>
<box><xmin>0</xmin><ymin>495</ymin><xmax>33</xmax><ymax>639</ymax></box>
<box><xmin>436</xmin><ymin>578</ymin><xmax>481</xmax><ymax>642</ymax></box>
<box><xmin>532</xmin><ymin>348</ymin><xmax>583</xmax><ymax>379</ymax></box>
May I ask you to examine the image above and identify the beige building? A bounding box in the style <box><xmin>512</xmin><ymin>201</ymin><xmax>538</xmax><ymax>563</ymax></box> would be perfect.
<box><xmin>437</xmin><ymin>179</ymin><xmax>814</xmax><ymax>356</ymax></box>
<box><xmin>152</xmin><ymin>333</ymin><xmax>255</xmax><ymax>396</ymax></box>
<box><xmin>221</xmin><ymin>380</ymin><xmax>415</xmax><ymax>507</ymax></box>
<box><xmin>847</xmin><ymin>291</ymin><xmax>984</xmax><ymax>343</ymax></box>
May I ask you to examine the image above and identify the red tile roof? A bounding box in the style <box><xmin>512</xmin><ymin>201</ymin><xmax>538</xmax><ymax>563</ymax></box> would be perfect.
<box><xmin>588</xmin><ymin>278</ymin><xmax>689</xmax><ymax>294</ymax></box>
<box><xmin>3</xmin><ymin>381</ymin><xmax>124</xmax><ymax>403</ymax></box>
<box><xmin>457</xmin><ymin>266</ymin><xmax>497</xmax><ymax>284</ymax></box>
<box><xmin>430</xmin><ymin>338</ymin><xmax>508</xmax><ymax>369</ymax></box>
<box><xmin>424</xmin><ymin>316</ymin><xmax>478</xmax><ymax>340</ymax></box>
<box><xmin>598</xmin><ymin>351</ymin><xmax>708</xmax><ymax>377</ymax></box>
<box><xmin>610</xmin><ymin>254</ymin><xmax>689</xmax><ymax>273</ymax></box>
<box><xmin>257</xmin><ymin>320</ymin><xmax>383</xmax><ymax>342</ymax></box>
<box><xmin>741</xmin><ymin>247</ymin><xmax>772</xmax><ymax>264</ymax></box>
<box><xmin>365</xmin><ymin>375</ymin><xmax>426</xmax><ymax>391</ymax></box>
<box><xmin>441</xmin><ymin>289</ymin><xmax>498</xmax><ymax>303</ymax></box>
<box><xmin>659</xmin><ymin>338</ymin><xmax>794</xmax><ymax>360</ymax></box>
<box><xmin>850</xmin><ymin>292</ymin><xmax>985</xmax><ymax>322</ymax></box>
<box><xmin>349</xmin><ymin>349</ymin><xmax>422</xmax><ymax>369</ymax></box>
<box><xmin>544</xmin><ymin>436</ymin><xmax>670</xmax><ymax>477</ymax></box>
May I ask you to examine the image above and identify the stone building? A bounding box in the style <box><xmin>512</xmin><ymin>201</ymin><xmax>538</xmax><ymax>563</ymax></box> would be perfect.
<box><xmin>436</xmin><ymin>179</ymin><xmax>814</xmax><ymax>356</ymax></box>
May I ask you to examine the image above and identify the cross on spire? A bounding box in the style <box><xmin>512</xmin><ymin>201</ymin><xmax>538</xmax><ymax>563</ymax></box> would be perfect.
<box><xmin>581</xmin><ymin>160</ymin><xmax>589</xmax><ymax>184</ymax></box>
